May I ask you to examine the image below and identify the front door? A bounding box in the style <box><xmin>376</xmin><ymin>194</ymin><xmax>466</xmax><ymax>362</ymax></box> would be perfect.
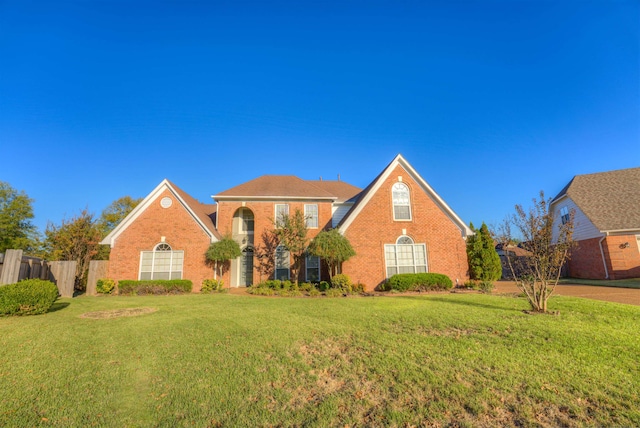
<box><xmin>239</xmin><ymin>248</ymin><xmax>254</xmax><ymax>286</ymax></box>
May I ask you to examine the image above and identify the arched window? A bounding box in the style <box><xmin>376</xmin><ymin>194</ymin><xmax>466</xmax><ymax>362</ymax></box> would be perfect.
<box><xmin>275</xmin><ymin>245</ymin><xmax>290</xmax><ymax>280</ymax></box>
<box><xmin>139</xmin><ymin>242</ymin><xmax>184</xmax><ymax>280</ymax></box>
<box><xmin>392</xmin><ymin>183</ymin><xmax>411</xmax><ymax>220</ymax></box>
<box><xmin>384</xmin><ymin>235</ymin><xmax>427</xmax><ymax>277</ymax></box>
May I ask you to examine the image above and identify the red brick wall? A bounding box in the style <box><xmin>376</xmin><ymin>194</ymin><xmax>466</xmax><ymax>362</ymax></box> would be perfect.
<box><xmin>341</xmin><ymin>165</ymin><xmax>469</xmax><ymax>290</ymax></box>
<box><xmin>567</xmin><ymin>235</ymin><xmax>640</xmax><ymax>280</ymax></box>
<box><xmin>107</xmin><ymin>188</ymin><xmax>213</xmax><ymax>291</ymax></box>
<box><xmin>216</xmin><ymin>200</ymin><xmax>334</xmax><ymax>284</ymax></box>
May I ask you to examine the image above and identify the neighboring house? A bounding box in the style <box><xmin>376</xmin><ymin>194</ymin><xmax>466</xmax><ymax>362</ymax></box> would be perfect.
<box><xmin>495</xmin><ymin>243</ymin><xmax>532</xmax><ymax>280</ymax></box>
<box><xmin>101</xmin><ymin>154</ymin><xmax>472</xmax><ymax>291</ymax></box>
<box><xmin>550</xmin><ymin>167</ymin><xmax>640</xmax><ymax>280</ymax></box>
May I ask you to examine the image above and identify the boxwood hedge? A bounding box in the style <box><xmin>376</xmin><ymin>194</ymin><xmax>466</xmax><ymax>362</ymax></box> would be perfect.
<box><xmin>117</xmin><ymin>279</ymin><xmax>193</xmax><ymax>295</ymax></box>
<box><xmin>383</xmin><ymin>273</ymin><xmax>453</xmax><ymax>292</ymax></box>
<box><xmin>0</xmin><ymin>279</ymin><xmax>59</xmax><ymax>316</ymax></box>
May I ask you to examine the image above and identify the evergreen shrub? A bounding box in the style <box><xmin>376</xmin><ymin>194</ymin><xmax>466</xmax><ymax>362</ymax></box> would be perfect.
<box><xmin>0</xmin><ymin>279</ymin><xmax>59</xmax><ymax>316</ymax></box>
<box><xmin>117</xmin><ymin>280</ymin><xmax>192</xmax><ymax>295</ymax></box>
<box><xmin>384</xmin><ymin>273</ymin><xmax>453</xmax><ymax>292</ymax></box>
<box><xmin>96</xmin><ymin>278</ymin><xmax>116</xmax><ymax>294</ymax></box>
<box><xmin>201</xmin><ymin>279</ymin><xmax>224</xmax><ymax>293</ymax></box>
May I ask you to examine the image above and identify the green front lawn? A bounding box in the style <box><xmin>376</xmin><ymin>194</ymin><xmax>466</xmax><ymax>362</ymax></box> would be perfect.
<box><xmin>560</xmin><ymin>277</ymin><xmax>640</xmax><ymax>289</ymax></box>
<box><xmin>1</xmin><ymin>293</ymin><xmax>639</xmax><ymax>426</ymax></box>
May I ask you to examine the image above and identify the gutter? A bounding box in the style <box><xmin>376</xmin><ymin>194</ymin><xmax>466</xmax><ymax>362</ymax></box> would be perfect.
<box><xmin>598</xmin><ymin>234</ymin><xmax>609</xmax><ymax>279</ymax></box>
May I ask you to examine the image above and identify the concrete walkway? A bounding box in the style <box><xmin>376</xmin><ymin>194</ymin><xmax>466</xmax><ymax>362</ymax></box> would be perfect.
<box><xmin>494</xmin><ymin>281</ymin><xmax>640</xmax><ymax>306</ymax></box>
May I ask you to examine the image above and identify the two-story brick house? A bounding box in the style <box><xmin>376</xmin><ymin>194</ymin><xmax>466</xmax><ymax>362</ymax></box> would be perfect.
<box><xmin>101</xmin><ymin>154</ymin><xmax>472</xmax><ymax>291</ymax></box>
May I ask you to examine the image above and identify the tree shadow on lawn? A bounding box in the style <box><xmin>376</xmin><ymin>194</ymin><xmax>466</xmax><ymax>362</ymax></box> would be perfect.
<box><xmin>48</xmin><ymin>302</ymin><xmax>71</xmax><ymax>313</ymax></box>
<box><xmin>398</xmin><ymin>294</ymin><xmax>524</xmax><ymax>312</ymax></box>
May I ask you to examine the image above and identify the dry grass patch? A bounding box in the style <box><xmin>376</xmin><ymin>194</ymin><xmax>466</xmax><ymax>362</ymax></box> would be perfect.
<box><xmin>79</xmin><ymin>307</ymin><xmax>158</xmax><ymax>319</ymax></box>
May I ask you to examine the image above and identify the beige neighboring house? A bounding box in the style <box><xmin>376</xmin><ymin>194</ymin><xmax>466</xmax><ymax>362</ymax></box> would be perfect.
<box><xmin>550</xmin><ymin>167</ymin><xmax>640</xmax><ymax>280</ymax></box>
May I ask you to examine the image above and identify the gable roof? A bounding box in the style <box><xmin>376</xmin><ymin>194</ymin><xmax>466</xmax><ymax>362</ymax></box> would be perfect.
<box><xmin>213</xmin><ymin>175</ymin><xmax>360</xmax><ymax>201</ymax></box>
<box><xmin>551</xmin><ymin>167</ymin><xmax>640</xmax><ymax>232</ymax></box>
<box><xmin>101</xmin><ymin>179</ymin><xmax>220</xmax><ymax>247</ymax></box>
<box><xmin>337</xmin><ymin>154</ymin><xmax>472</xmax><ymax>237</ymax></box>
<box><xmin>306</xmin><ymin>180</ymin><xmax>362</xmax><ymax>203</ymax></box>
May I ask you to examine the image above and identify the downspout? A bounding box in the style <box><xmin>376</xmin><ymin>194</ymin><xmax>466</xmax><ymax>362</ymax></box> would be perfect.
<box><xmin>598</xmin><ymin>234</ymin><xmax>609</xmax><ymax>279</ymax></box>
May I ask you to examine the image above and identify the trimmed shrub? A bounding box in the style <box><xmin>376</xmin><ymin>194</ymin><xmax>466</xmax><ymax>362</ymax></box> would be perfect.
<box><xmin>117</xmin><ymin>280</ymin><xmax>193</xmax><ymax>295</ymax></box>
<box><xmin>331</xmin><ymin>274</ymin><xmax>351</xmax><ymax>289</ymax></box>
<box><xmin>384</xmin><ymin>273</ymin><xmax>453</xmax><ymax>292</ymax></box>
<box><xmin>96</xmin><ymin>278</ymin><xmax>116</xmax><ymax>294</ymax></box>
<box><xmin>0</xmin><ymin>279</ymin><xmax>59</xmax><ymax>316</ymax></box>
<box><xmin>201</xmin><ymin>279</ymin><xmax>225</xmax><ymax>294</ymax></box>
<box><xmin>325</xmin><ymin>288</ymin><xmax>344</xmax><ymax>298</ymax></box>
<box><xmin>318</xmin><ymin>281</ymin><xmax>330</xmax><ymax>292</ymax></box>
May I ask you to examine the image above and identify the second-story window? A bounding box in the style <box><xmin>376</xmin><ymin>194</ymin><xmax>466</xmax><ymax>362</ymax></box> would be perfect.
<box><xmin>560</xmin><ymin>207</ymin><xmax>570</xmax><ymax>225</ymax></box>
<box><xmin>392</xmin><ymin>182</ymin><xmax>411</xmax><ymax>220</ymax></box>
<box><xmin>305</xmin><ymin>204</ymin><xmax>318</xmax><ymax>228</ymax></box>
<box><xmin>275</xmin><ymin>204</ymin><xmax>289</xmax><ymax>228</ymax></box>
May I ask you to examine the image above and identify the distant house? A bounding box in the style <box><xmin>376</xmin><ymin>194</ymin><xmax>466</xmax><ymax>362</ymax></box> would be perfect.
<box><xmin>550</xmin><ymin>167</ymin><xmax>640</xmax><ymax>280</ymax></box>
<box><xmin>101</xmin><ymin>154</ymin><xmax>472</xmax><ymax>291</ymax></box>
<box><xmin>495</xmin><ymin>243</ymin><xmax>532</xmax><ymax>279</ymax></box>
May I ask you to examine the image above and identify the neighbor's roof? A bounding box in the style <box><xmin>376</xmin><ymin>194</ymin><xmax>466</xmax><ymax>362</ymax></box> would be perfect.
<box><xmin>213</xmin><ymin>175</ymin><xmax>361</xmax><ymax>201</ymax></box>
<box><xmin>551</xmin><ymin>167</ymin><xmax>640</xmax><ymax>232</ymax></box>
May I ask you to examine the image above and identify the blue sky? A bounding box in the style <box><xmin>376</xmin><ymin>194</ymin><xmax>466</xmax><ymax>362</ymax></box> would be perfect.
<box><xmin>1</xmin><ymin>1</ymin><xmax>638</xmax><ymax>233</ymax></box>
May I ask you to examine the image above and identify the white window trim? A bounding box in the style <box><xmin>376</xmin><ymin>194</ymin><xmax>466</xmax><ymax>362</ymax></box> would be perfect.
<box><xmin>305</xmin><ymin>204</ymin><xmax>319</xmax><ymax>229</ymax></box>
<box><xmin>239</xmin><ymin>207</ymin><xmax>255</xmax><ymax>234</ymax></box>
<box><xmin>384</xmin><ymin>239</ymin><xmax>428</xmax><ymax>278</ymax></box>
<box><xmin>305</xmin><ymin>254</ymin><xmax>321</xmax><ymax>282</ymax></box>
<box><xmin>560</xmin><ymin>206</ymin><xmax>570</xmax><ymax>225</ymax></box>
<box><xmin>275</xmin><ymin>245</ymin><xmax>290</xmax><ymax>280</ymax></box>
<box><xmin>275</xmin><ymin>204</ymin><xmax>289</xmax><ymax>228</ymax></box>
<box><xmin>392</xmin><ymin>182</ymin><xmax>412</xmax><ymax>221</ymax></box>
<box><xmin>138</xmin><ymin>244</ymin><xmax>184</xmax><ymax>280</ymax></box>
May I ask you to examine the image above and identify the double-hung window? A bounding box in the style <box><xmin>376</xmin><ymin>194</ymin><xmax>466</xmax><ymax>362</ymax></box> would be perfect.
<box><xmin>384</xmin><ymin>236</ymin><xmax>427</xmax><ymax>277</ymax></box>
<box><xmin>392</xmin><ymin>183</ymin><xmax>411</xmax><ymax>220</ymax></box>
<box><xmin>305</xmin><ymin>204</ymin><xmax>318</xmax><ymax>228</ymax></box>
<box><xmin>305</xmin><ymin>254</ymin><xmax>320</xmax><ymax>282</ymax></box>
<box><xmin>560</xmin><ymin>207</ymin><xmax>570</xmax><ymax>225</ymax></box>
<box><xmin>139</xmin><ymin>243</ymin><xmax>184</xmax><ymax>280</ymax></box>
<box><xmin>275</xmin><ymin>245</ymin><xmax>290</xmax><ymax>280</ymax></box>
<box><xmin>275</xmin><ymin>204</ymin><xmax>289</xmax><ymax>228</ymax></box>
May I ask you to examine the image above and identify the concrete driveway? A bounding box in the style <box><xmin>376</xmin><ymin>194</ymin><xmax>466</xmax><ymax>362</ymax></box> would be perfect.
<box><xmin>494</xmin><ymin>281</ymin><xmax>640</xmax><ymax>306</ymax></box>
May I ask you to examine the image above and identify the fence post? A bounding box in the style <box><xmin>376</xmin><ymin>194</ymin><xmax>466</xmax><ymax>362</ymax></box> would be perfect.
<box><xmin>49</xmin><ymin>261</ymin><xmax>77</xmax><ymax>298</ymax></box>
<box><xmin>87</xmin><ymin>260</ymin><xmax>109</xmax><ymax>296</ymax></box>
<box><xmin>0</xmin><ymin>249</ymin><xmax>23</xmax><ymax>285</ymax></box>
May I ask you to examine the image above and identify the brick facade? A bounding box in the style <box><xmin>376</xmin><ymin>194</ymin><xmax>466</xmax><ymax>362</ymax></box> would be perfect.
<box><xmin>342</xmin><ymin>164</ymin><xmax>469</xmax><ymax>290</ymax></box>
<box><xmin>568</xmin><ymin>235</ymin><xmax>640</xmax><ymax>280</ymax></box>
<box><xmin>107</xmin><ymin>188</ymin><xmax>214</xmax><ymax>292</ymax></box>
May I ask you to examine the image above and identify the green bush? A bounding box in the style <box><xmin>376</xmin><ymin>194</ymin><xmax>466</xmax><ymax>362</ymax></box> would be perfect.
<box><xmin>384</xmin><ymin>273</ymin><xmax>453</xmax><ymax>292</ymax></box>
<box><xmin>0</xmin><ymin>279</ymin><xmax>59</xmax><ymax>316</ymax></box>
<box><xmin>331</xmin><ymin>274</ymin><xmax>351</xmax><ymax>289</ymax></box>
<box><xmin>478</xmin><ymin>280</ymin><xmax>494</xmax><ymax>294</ymax></box>
<box><xmin>248</xmin><ymin>286</ymin><xmax>274</xmax><ymax>296</ymax></box>
<box><xmin>299</xmin><ymin>282</ymin><xmax>313</xmax><ymax>292</ymax></box>
<box><xmin>351</xmin><ymin>283</ymin><xmax>366</xmax><ymax>294</ymax></box>
<box><xmin>117</xmin><ymin>280</ymin><xmax>193</xmax><ymax>295</ymax></box>
<box><xmin>201</xmin><ymin>279</ymin><xmax>224</xmax><ymax>294</ymax></box>
<box><xmin>325</xmin><ymin>288</ymin><xmax>344</xmax><ymax>298</ymax></box>
<box><xmin>308</xmin><ymin>288</ymin><xmax>321</xmax><ymax>297</ymax></box>
<box><xmin>318</xmin><ymin>281</ymin><xmax>330</xmax><ymax>292</ymax></box>
<box><xmin>96</xmin><ymin>278</ymin><xmax>116</xmax><ymax>294</ymax></box>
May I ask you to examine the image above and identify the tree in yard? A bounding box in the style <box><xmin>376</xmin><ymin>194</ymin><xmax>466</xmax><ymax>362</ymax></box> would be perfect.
<box><xmin>0</xmin><ymin>181</ymin><xmax>41</xmax><ymax>254</ymax></box>
<box><xmin>205</xmin><ymin>236</ymin><xmax>241</xmax><ymax>280</ymax></box>
<box><xmin>466</xmin><ymin>222</ymin><xmax>502</xmax><ymax>282</ymax></box>
<box><xmin>254</xmin><ymin>230</ymin><xmax>280</xmax><ymax>282</ymax></box>
<box><xmin>43</xmin><ymin>209</ymin><xmax>103</xmax><ymax>290</ymax></box>
<box><xmin>95</xmin><ymin>195</ymin><xmax>142</xmax><ymax>259</ymax></box>
<box><xmin>308</xmin><ymin>228</ymin><xmax>356</xmax><ymax>279</ymax></box>
<box><xmin>272</xmin><ymin>208</ymin><xmax>308</xmax><ymax>284</ymax></box>
<box><xmin>495</xmin><ymin>191</ymin><xmax>575</xmax><ymax>313</ymax></box>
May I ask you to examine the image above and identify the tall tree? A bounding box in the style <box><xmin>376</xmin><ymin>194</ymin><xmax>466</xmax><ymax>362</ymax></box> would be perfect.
<box><xmin>466</xmin><ymin>222</ymin><xmax>502</xmax><ymax>282</ymax></box>
<box><xmin>495</xmin><ymin>191</ymin><xmax>575</xmax><ymax>313</ymax></box>
<box><xmin>98</xmin><ymin>196</ymin><xmax>142</xmax><ymax>234</ymax></box>
<box><xmin>308</xmin><ymin>228</ymin><xmax>355</xmax><ymax>279</ymax></box>
<box><xmin>44</xmin><ymin>209</ymin><xmax>103</xmax><ymax>290</ymax></box>
<box><xmin>0</xmin><ymin>181</ymin><xmax>40</xmax><ymax>254</ymax></box>
<box><xmin>272</xmin><ymin>209</ymin><xmax>308</xmax><ymax>284</ymax></box>
<box><xmin>254</xmin><ymin>230</ymin><xmax>279</xmax><ymax>282</ymax></box>
<box><xmin>205</xmin><ymin>236</ymin><xmax>241</xmax><ymax>280</ymax></box>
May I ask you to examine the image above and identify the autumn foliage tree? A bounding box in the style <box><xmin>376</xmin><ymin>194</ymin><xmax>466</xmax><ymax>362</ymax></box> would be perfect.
<box><xmin>273</xmin><ymin>209</ymin><xmax>308</xmax><ymax>284</ymax></box>
<box><xmin>308</xmin><ymin>228</ymin><xmax>355</xmax><ymax>279</ymax></box>
<box><xmin>496</xmin><ymin>191</ymin><xmax>575</xmax><ymax>313</ymax></box>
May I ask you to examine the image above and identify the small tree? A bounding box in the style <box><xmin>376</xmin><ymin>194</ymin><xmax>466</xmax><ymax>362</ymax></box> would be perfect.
<box><xmin>308</xmin><ymin>229</ymin><xmax>356</xmax><ymax>279</ymax></box>
<box><xmin>0</xmin><ymin>181</ymin><xmax>40</xmax><ymax>254</ymax></box>
<box><xmin>254</xmin><ymin>230</ymin><xmax>279</xmax><ymax>282</ymax></box>
<box><xmin>95</xmin><ymin>195</ymin><xmax>142</xmax><ymax>260</ymax></box>
<box><xmin>496</xmin><ymin>191</ymin><xmax>574</xmax><ymax>313</ymax></box>
<box><xmin>272</xmin><ymin>209</ymin><xmax>308</xmax><ymax>284</ymax></box>
<box><xmin>205</xmin><ymin>236</ymin><xmax>241</xmax><ymax>280</ymax></box>
<box><xmin>466</xmin><ymin>222</ymin><xmax>502</xmax><ymax>282</ymax></box>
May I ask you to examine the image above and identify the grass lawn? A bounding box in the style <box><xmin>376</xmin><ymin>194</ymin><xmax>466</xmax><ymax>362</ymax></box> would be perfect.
<box><xmin>560</xmin><ymin>277</ymin><xmax>640</xmax><ymax>289</ymax></box>
<box><xmin>1</xmin><ymin>293</ymin><xmax>639</xmax><ymax>427</ymax></box>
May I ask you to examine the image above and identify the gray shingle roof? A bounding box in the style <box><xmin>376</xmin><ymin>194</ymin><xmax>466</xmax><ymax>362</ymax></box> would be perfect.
<box><xmin>552</xmin><ymin>167</ymin><xmax>640</xmax><ymax>231</ymax></box>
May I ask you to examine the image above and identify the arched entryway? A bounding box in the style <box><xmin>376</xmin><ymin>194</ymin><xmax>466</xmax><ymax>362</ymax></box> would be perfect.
<box><xmin>230</xmin><ymin>207</ymin><xmax>255</xmax><ymax>287</ymax></box>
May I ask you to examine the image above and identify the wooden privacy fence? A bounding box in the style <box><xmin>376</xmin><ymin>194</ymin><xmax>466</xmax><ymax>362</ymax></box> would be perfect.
<box><xmin>0</xmin><ymin>249</ymin><xmax>77</xmax><ymax>298</ymax></box>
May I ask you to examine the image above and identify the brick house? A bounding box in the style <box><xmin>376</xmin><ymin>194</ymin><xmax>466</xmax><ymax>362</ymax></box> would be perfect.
<box><xmin>550</xmin><ymin>167</ymin><xmax>640</xmax><ymax>280</ymax></box>
<box><xmin>101</xmin><ymin>154</ymin><xmax>472</xmax><ymax>291</ymax></box>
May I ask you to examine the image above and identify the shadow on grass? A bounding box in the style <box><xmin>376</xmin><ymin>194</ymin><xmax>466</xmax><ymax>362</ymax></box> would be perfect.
<box><xmin>48</xmin><ymin>302</ymin><xmax>71</xmax><ymax>313</ymax></box>
<box><xmin>399</xmin><ymin>294</ymin><xmax>525</xmax><ymax>312</ymax></box>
